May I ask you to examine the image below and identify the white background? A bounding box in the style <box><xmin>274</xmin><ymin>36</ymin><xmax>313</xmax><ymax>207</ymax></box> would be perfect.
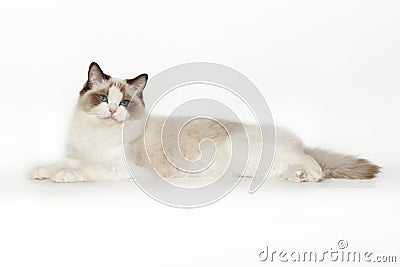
<box><xmin>1</xmin><ymin>0</ymin><xmax>399</xmax><ymax>266</ymax></box>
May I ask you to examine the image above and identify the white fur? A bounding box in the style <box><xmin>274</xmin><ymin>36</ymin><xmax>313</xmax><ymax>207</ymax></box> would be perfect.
<box><xmin>32</xmin><ymin>107</ymin><xmax>324</xmax><ymax>183</ymax></box>
<box><xmin>32</xmin><ymin>68</ymin><xmax>377</xmax><ymax>183</ymax></box>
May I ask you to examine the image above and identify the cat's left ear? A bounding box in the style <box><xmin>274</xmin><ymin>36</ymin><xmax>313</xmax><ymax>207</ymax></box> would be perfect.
<box><xmin>126</xmin><ymin>74</ymin><xmax>148</xmax><ymax>96</ymax></box>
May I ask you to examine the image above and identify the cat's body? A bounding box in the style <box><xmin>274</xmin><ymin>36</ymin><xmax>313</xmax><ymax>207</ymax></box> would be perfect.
<box><xmin>32</xmin><ymin>63</ymin><xmax>380</xmax><ymax>183</ymax></box>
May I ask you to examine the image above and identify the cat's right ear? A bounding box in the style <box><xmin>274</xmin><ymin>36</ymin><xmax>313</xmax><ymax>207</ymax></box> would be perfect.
<box><xmin>88</xmin><ymin>62</ymin><xmax>109</xmax><ymax>85</ymax></box>
<box><xmin>80</xmin><ymin>62</ymin><xmax>109</xmax><ymax>96</ymax></box>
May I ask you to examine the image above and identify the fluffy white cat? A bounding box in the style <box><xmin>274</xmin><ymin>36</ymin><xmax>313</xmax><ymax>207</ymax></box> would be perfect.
<box><xmin>32</xmin><ymin>63</ymin><xmax>380</xmax><ymax>183</ymax></box>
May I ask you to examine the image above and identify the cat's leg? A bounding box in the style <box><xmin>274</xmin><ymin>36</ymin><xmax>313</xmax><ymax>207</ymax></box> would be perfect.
<box><xmin>32</xmin><ymin>158</ymin><xmax>95</xmax><ymax>183</ymax></box>
<box><xmin>34</xmin><ymin>159</ymin><xmax>133</xmax><ymax>183</ymax></box>
<box><xmin>273</xmin><ymin>128</ymin><xmax>323</xmax><ymax>182</ymax></box>
<box><xmin>270</xmin><ymin>151</ymin><xmax>323</xmax><ymax>182</ymax></box>
<box><xmin>279</xmin><ymin>157</ymin><xmax>323</xmax><ymax>182</ymax></box>
<box><xmin>52</xmin><ymin>162</ymin><xmax>133</xmax><ymax>182</ymax></box>
<box><xmin>33</xmin><ymin>158</ymin><xmax>92</xmax><ymax>183</ymax></box>
<box><xmin>32</xmin><ymin>158</ymin><xmax>80</xmax><ymax>181</ymax></box>
<box><xmin>51</xmin><ymin>163</ymin><xmax>88</xmax><ymax>183</ymax></box>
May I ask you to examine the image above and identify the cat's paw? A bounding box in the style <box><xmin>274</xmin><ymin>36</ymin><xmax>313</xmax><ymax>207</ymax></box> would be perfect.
<box><xmin>285</xmin><ymin>168</ymin><xmax>306</xmax><ymax>182</ymax></box>
<box><xmin>32</xmin><ymin>167</ymin><xmax>50</xmax><ymax>180</ymax></box>
<box><xmin>284</xmin><ymin>165</ymin><xmax>323</xmax><ymax>182</ymax></box>
<box><xmin>301</xmin><ymin>158</ymin><xmax>324</xmax><ymax>182</ymax></box>
<box><xmin>296</xmin><ymin>168</ymin><xmax>322</xmax><ymax>182</ymax></box>
<box><xmin>51</xmin><ymin>169</ymin><xmax>86</xmax><ymax>183</ymax></box>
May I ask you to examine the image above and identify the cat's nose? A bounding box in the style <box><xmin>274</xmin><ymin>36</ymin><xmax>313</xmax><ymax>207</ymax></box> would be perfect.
<box><xmin>109</xmin><ymin>104</ymin><xmax>117</xmax><ymax>115</ymax></box>
<box><xmin>109</xmin><ymin>107</ymin><xmax>117</xmax><ymax>115</ymax></box>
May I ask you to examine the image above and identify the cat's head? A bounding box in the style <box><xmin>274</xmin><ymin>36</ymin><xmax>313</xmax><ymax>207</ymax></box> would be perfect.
<box><xmin>78</xmin><ymin>62</ymin><xmax>148</xmax><ymax>123</ymax></box>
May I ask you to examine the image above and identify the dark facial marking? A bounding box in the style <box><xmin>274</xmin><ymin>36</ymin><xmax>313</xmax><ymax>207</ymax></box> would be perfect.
<box><xmin>79</xmin><ymin>81</ymin><xmax>91</xmax><ymax>97</ymax></box>
<box><xmin>126</xmin><ymin>74</ymin><xmax>148</xmax><ymax>104</ymax></box>
<box><xmin>80</xmin><ymin>62</ymin><xmax>111</xmax><ymax>96</ymax></box>
<box><xmin>109</xmin><ymin>81</ymin><xmax>144</xmax><ymax>107</ymax></box>
<box><xmin>85</xmin><ymin>88</ymin><xmax>110</xmax><ymax>108</ymax></box>
<box><xmin>88</xmin><ymin>93</ymin><xmax>101</xmax><ymax>108</ymax></box>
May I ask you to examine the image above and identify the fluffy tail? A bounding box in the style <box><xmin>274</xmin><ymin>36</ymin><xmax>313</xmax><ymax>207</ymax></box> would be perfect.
<box><xmin>304</xmin><ymin>148</ymin><xmax>381</xmax><ymax>179</ymax></box>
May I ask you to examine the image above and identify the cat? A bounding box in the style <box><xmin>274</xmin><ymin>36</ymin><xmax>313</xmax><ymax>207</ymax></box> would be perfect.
<box><xmin>32</xmin><ymin>62</ymin><xmax>380</xmax><ymax>183</ymax></box>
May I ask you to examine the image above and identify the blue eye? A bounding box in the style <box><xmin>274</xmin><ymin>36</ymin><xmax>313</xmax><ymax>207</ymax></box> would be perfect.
<box><xmin>99</xmin><ymin>95</ymin><xmax>108</xmax><ymax>102</ymax></box>
<box><xmin>120</xmin><ymin>100</ymin><xmax>130</xmax><ymax>106</ymax></box>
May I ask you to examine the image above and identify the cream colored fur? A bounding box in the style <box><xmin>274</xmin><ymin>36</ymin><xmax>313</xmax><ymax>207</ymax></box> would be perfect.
<box><xmin>32</xmin><ymin>63</ymin><xmax>380</xmax><ymax>183</ymax></box>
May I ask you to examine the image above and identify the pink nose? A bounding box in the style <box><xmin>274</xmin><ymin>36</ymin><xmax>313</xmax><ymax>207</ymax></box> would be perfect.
<box><xmin>109</xmin><ymin>109</ymin><xmax>116</xmax><ymax>115</ymax></box>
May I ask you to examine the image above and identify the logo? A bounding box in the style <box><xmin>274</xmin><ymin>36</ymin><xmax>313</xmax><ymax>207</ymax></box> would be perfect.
<box><xmin>123</xmin><ymin>62</ymin><xmax>275</xmax><ymax>208</ymax></box>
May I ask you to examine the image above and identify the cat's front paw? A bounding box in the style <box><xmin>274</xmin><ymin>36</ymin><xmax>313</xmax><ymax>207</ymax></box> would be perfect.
<box><xmin>32</xmin><ymin>167</ymin><xmax>50</xmax><ymax>180</ymax></box>
<box><xmin>51</xmin><ymin>169</ymin><xmax>86</xmax><ymax>183</ymax></box>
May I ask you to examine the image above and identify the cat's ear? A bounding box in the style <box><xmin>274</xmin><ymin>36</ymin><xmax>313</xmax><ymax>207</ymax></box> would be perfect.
<box><xmin>126</xmin><ymin>74</ymin><xmax>148</xmax><ymax>95</ymax></box>
<box><xmin>88</xmin><ymin>62</ymin><xmax>109</xmax><ymax>84</ymax></box>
